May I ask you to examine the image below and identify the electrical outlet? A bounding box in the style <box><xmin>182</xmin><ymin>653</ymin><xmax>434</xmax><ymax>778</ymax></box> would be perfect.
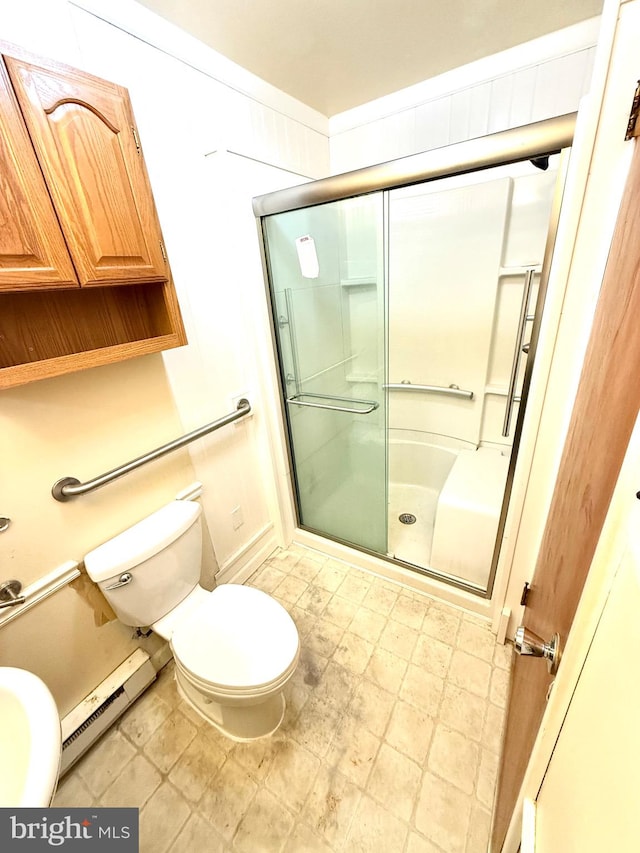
<box><xmin>231</xmin><ymin>505</ymin><xmax>244</xmax><ymax>531</ymax></box>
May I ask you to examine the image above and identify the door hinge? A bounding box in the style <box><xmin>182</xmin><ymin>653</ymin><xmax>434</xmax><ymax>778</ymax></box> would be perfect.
<box><xmin>131</xmin><ymin>125</ymin><xmax>141</xmax><ymax>154</ymax></box>
<box><xmin>520</xmin><ymin>582</ymin><xmax>531</xmax><ymax>606</ymax></box>
<box><xmin>625</xmin><ymin>80</ymin><xmax>640</xmax><ymax>140</ymax></box>
<box><xmin>159</xmin><ymin>241</ymin><xmax>167</xmax><ymax>262</ymax></box>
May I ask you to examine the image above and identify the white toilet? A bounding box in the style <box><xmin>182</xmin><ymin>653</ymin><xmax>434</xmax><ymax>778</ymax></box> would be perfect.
<box><xmin>84</xmin><ymin>500</ymin><xmax>300</xmax><ymax>741</ymax></box>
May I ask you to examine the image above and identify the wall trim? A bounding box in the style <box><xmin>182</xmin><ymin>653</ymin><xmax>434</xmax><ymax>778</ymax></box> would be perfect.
<box><xmin>329</xmin><ymin>17</ymin><xmax>601</xmax><ymax>134</ymax></box>
<box><xmin>0</xmin><ymin>561</ymin><xmax>81</xmax><ymax>630</ymax></box>
<box><xmin>217</xmin><ymin>523</ymin><xmax>278</xmax><ymax>585</ymax></box>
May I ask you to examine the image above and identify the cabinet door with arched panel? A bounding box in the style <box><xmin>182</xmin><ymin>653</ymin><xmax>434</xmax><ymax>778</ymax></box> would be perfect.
<box><xmin>0</xmin><ymin>57</ymin><xmax>78</xmax><ymax>291</ymax></box>
<box><xmin>5</xmin><ymin>54</ymin><xmax>168</xmax><ymax>287</ymax></box>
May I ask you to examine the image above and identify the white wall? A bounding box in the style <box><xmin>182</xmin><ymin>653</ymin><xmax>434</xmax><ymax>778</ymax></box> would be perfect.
<box><xmin>0</xmin><ymin>0</ymin><xmax>329</xmax><ymax>715</ymax></box>
<box><xmin>67</xmin><ymin>2</ymin><xmax>329</xmax><ymax>577</ymax></box>
<box><xmin>329</xmin><ymin>18</ymin><xmax>600</xmax><ymax>173</ymax></box>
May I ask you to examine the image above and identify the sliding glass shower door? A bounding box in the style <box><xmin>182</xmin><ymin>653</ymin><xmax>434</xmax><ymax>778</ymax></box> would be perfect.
<box><xmin>261</xmin><ymin>159</ymin><xmax>560</xmax><ymax>592</ymax></box>
<box><xmin>263</xmin><ymin>195</ymin><xmax>388</xmax><ymax>553</ymax></box>
<box><xmin>256</xmin><ymin>116</ymin><xmax>573</xmax><ymax>597</ymax></box>
<box><xmin>384</xmin><ymin>162</ymin><xmax>558</xmax><ymax>589</ymax></box>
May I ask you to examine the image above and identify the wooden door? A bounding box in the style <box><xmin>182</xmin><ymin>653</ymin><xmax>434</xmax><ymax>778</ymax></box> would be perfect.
<box><xmin>491</xmin><ymin>137</ymin><xmax>640</xmax><ymax>850</ymax></box>
<box><xmin>4</xmin><ymin>54</ymin><xmax>167</xmax><ymax>287</ymax></box>
<box><xmin>0</xmin><ymin>58</ymin><xmax>77</xmax><ymax>291</ymax></box>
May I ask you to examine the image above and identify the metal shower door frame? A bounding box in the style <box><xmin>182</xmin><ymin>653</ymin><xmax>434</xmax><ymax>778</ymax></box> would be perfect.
<box><xmin>254</xmin><ymin>114</ymin><xmax>575</xmax><ymax>598</ymax></box>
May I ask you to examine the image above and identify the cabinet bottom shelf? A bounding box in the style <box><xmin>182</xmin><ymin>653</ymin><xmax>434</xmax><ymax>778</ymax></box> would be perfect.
<box><xmin>0</xmin><ymin>280</ymin><xmax>187</xmax><ymax>388</ymax></box>
<box><xmin>0</xmin><ymin>334</ymin><xmax>184</xmax><ymax>389</ymax></box>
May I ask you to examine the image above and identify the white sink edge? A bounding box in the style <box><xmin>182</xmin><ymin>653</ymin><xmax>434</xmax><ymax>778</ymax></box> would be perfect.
<box><xmin>0</xmin><ymin>667</ymin><xmax>62</xmax><ymax>807</ymax></box>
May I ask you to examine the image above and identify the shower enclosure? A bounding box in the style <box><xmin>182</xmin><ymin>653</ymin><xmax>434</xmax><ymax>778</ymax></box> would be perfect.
<box><xmin>255</xmin><ymin>116</ymin><xmax>573</xmax><ymax>597</ymax></box>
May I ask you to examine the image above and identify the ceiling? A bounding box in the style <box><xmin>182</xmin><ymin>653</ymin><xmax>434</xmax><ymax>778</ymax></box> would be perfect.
<box><xmin>134</xmin><ymin>0</ymin><xmax>603</xmax><ymax>116</ymax></box>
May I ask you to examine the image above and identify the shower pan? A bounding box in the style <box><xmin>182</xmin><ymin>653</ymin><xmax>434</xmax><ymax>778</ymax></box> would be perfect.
<box><xmin>255</xmin><ymin>115</ymin><xmax>574</xmax><ymax>598</ymax></box>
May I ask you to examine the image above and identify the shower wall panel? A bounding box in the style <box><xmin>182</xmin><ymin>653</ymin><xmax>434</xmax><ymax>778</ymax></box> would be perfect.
<box><xmin>482</xmin><ymin>165</ymin><xmax>559</xmax><ymax>447</ymax></box>
<box><xmin>388</xmin><ymin>177</ymin><xmax>511</xmax><ymax>447</ymax></box>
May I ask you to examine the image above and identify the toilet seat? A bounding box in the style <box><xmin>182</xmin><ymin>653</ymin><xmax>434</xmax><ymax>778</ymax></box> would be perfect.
<box><xmin>164</xmin><ymin>584</ymin><xmax>299</xmax><ymax>693</ymax></box>
<box><xmin>174</xmin><ymin>653</ymin><xmax>298</xmax><ymax>701</ymax></box>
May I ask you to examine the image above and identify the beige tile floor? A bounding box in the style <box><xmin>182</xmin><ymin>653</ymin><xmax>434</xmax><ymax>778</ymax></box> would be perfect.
<box><xmin>53</xmin><ymin>545</ymin><xmax>512</xmax><ymax>853</ymax></box>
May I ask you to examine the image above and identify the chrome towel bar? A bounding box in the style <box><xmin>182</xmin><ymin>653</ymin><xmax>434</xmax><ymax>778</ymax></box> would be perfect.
<box><xmin>52</xmin><ymin>399</ymin><xmax>252</xmax><ymax>502</ymax></box>
<box><xmin>384</xmin><ymin>382</ymin><xmax>474</xmax><ymax>400</ymax></box>
<box><xmin>286</xmin><ymin>392</ymin><xmax>379</xmax><ymax>415</ymax></box>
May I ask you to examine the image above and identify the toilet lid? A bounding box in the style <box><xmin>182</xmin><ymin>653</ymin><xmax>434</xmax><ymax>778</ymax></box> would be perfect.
<box><xmin>170</xmin><ymin>584</ymin><xmax>299</xmax><ymax>689</ymax></box>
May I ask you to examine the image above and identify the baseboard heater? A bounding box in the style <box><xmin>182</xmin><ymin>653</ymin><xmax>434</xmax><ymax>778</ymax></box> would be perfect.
<box><xmin>60</xmin><ymin>649</ymin><xmax>156</xmax><ymax>776</ymax></box>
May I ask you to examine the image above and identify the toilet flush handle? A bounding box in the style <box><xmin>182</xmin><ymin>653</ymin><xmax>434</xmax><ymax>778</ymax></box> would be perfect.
<box><xmin>105</xmin><ymin>572</ymin><xmax>133</xmax><ymax>590</ymax></box>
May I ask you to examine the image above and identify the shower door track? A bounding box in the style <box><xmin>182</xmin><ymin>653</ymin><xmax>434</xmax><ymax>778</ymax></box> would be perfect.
<box><xmin>253</xmin><ymin>114</ymin><xmax>575</xmax><ymax>217</ymax></box>
<box><xmin>297</xmin><ymin>522</ymin><xmax>489</xmax><ymax>598</ymax></box>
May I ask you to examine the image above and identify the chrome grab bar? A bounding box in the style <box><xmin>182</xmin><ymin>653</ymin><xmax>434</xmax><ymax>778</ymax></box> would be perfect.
<box><xmin>503</xmin><ymin>269</ymin><xmax>535</xmax><ymax>437</ymax></box>
<box><xmin>52</xmin><ymin>399</ymin><xmax>252</xmax><ymax>501</ymax></box>
<box><xmin>286</xmin><ymin>392</ymin><xmax>379</xmax><ymax>415</ymax></box>
<box><xmin>384</xmin><ymin>382</ymin><xmax>474</xmax><ymax>400</ymax></box>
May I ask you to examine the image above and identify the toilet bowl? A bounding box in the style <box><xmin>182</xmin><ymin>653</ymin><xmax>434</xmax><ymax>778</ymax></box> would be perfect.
<box><xmin>84</xmin><ymin>501</ymin><xmax>299</xmax><ymax>741</ymax></box>
<box><xmin>153</xmin><ymin>582</ymin><xmax>300</xmax><ymax>739</ymax></box>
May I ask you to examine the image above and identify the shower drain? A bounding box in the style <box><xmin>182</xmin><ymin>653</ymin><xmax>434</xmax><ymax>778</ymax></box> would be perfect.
<box><xmin>398</xmin><ymin>513</ymin><xmax>417</xmax><ymax>525</ymax></box>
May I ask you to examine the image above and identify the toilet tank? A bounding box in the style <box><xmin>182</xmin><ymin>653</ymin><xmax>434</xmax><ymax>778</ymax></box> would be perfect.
<box><xmin>84</xmin><ymin>501</ymin><xmax>203</xmax><ymax>628</ymax></box>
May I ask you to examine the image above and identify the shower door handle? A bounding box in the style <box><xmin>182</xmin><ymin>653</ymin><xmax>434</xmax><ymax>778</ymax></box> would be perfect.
<box><xmin>502</xmin><ymin>268</ymin><xmax>536</xmax><ymax>437</ymax></box>
<box><xmin>286</xmin><ymin>393</ymin><xmax>379</xmax><ymax>415</ymax></box>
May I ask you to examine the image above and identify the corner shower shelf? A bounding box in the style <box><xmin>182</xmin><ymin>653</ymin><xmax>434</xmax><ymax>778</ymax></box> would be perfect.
<box><xmin>485</xmin><ymin>384</ymin><xmax>510</xmax><ymax>397</ymax></box>
<box><xmin>339</xmin><ymin>277</ymin><xmax>377</xmax><ymax>287</ymax></box>
<box><xmin>346</xmin><ymin>373</ymin><xmax>379</xmax><ymax>384</ymax></box>
<box><xmin>499</xmin><ymin>264</ymin><xmax>542</xmax><ymax>276</ymax></box>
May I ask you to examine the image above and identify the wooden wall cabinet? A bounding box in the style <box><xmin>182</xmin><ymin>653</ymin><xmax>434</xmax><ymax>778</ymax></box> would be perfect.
<box><xmin>0</xmin><ymin>45</ymin><xmax>187</xmax><ymax>389</ymax></box>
